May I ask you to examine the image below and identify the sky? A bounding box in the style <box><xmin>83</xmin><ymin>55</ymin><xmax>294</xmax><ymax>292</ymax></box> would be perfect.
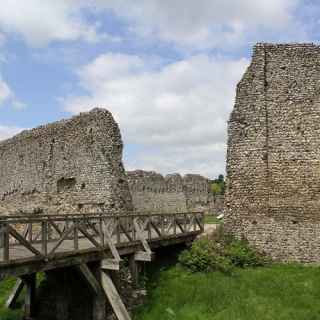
<box><xmin>0</xmin><ymin>0</ymin><xmax>319</xmax><ymax>178</ymax></box>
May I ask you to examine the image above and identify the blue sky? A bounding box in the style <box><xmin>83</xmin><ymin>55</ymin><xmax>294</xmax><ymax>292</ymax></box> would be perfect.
<box><xmin>0</xmin><ymin>0</ymin><xmax>319</xmax><ymax>178</ymax></box>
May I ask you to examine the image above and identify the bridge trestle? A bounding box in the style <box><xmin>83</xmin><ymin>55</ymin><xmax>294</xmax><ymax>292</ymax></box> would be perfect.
<box><xmin>0</xmin><ymin>212</ymin><xmax>204</xmax><ymax>320</ymax></box>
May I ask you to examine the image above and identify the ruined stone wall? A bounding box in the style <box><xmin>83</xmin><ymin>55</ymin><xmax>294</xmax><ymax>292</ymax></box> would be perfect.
<box><xmin>126</xmin><ymin>170</ymin><xmax>187</xmax><ymax>213</ymax></box>
<box><xmin>0</xmin><ymin>108</ymin><xmax>133</xmax><ymax>215</ymax></box>
<box><xmin>183</xmin><ymin>174</ymin><xmax>211</xmax><ymax>212</ymax></box>
<box><xmin>225</xmin><ymin>43</ymin><xmax>320</xmax><ymax>262</ymax></box>
<box><xmin>126</xmin><ymin>170</ymin><xmax>211</xmax><ymax>213</ymax></box>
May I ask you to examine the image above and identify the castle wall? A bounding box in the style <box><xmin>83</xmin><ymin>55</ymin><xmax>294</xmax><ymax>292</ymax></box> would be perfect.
<box><xmin>0</xmin><ymin>108</ymin><xmax>132</xmax><ymax>215</ymax></box>
<box><xmin>126</xmin><ymin>171</ymin><xmax>187</xmax><ymax>213</ymax></box>
<box><xmin>126</xmin><ymin>170</ymin><xmax>211</xmax><ymax>213</ymax></box>
<box><xmin>225</xmin><ymin>43</ymin><xmax>320</xmax><ymax>262</ymax></box>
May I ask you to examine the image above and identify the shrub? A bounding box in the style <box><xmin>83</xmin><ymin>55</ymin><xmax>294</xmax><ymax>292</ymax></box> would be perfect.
<box><xmin>179</xmin><ymin>229</ymin><xmax>268</xmax><ymax>274</ymax></box>
<box><xmin>179</xmin><ymin>238</ymin><xmax>233</xmax><ymax>274</ymax></box>
<box><xmin>224</xmin><ymin>238</ymin><xmax>267</xmax><ymax>268</ymax></box>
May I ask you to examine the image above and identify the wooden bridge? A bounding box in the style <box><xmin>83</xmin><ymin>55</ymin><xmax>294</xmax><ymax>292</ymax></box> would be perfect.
<box><xmin>0</xmin><ymin>211</ymin><xmax>204</xmax><ymax>320</ymax></box>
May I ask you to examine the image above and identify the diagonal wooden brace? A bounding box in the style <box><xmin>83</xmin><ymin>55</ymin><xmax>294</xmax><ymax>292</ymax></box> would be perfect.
<box><xmin>133</xmin><ymin>219</ymin><xmax>153</xmax><ymax>262</ymax></box>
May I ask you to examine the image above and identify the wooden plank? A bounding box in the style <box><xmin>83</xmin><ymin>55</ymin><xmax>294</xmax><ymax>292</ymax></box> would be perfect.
<box><xmin>28</xmin><ymin>223</ymin><xmax>33</xmax><ymax>242</ymax></box>
<box><xmin>5</xmin><ymin>278</ymin><xmax>24</xmax><ymax>308</ymax></box>
<box><xmin>76</xmin><ymin>264</ymin><xmax>101</xmax><ymax>295</ymax></box>
<box><xmin>129</xmin><ymin>255</ymin><xmax>139</xmax><ymax>288</ymax></box>
<box><xmin>91</xmin><ymin>261</ymin><xmax>106</xmax><ymax>320</ymax></box>
<box><xmin>101</xmin><ymin>271</ymin><xmax>132</xmax><ymax>320</ymax></box>
<box><xmin>1</xmin><ymin>224</ymin><xmax>9</xmax><ymax>261</ymax></box>
<box><xmin>8</xmin><ymin>226</ymin><xmax>43</xmax><ymax>258</ymax></box>
<box><xmin>134</xmin><ymin>251</ymin><xmax>153</xmax><ymax>262</ymax></box>
<box><xmin>101</xmin><ymin>258</ymin><xmax>120</xmax><ymax>271</ymax></box>
<box><xmin>0</xmin><ymin>232</ymin><xmax>200</xmax><ymax>278</ymax></box>
<box><xmin>22</xmin><ymin>274</ymin><xmax>36</xmax><ymax>319</ymax></box>
<box><xmin>74</xmin><ymin>221</ymin><xmax>79</xmax><ymax>251</ymax></box>
<box><xmin>116</xmin><ymin>218</ymin><xmax>121</xmax><ymax>244</ymax></box>
<box><xmin>105</xmin><ymin>236</ymin><xmax>121</xmax><ymax>261</ymax></box>
<box><xmin>42</xmin><ymin>221</ymin><xmax>48</xmax><ymax>255</ymax></box>
<box><xmin>99</xmin><ymin>218</ymin><xmax>104</xmax><ymax>247</ymax></box>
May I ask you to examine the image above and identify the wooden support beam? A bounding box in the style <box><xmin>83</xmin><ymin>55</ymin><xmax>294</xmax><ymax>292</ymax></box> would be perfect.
<box><xmin>8</xmin><ymin>226</ymin><xmax>43</xmax><ymax>258</ymax></box>
<box><xmin>22</xmin><ymin>273</ymin><xmax>36</xmax><ymax>319</ymax></box>
<box><xmin>91</xmin><ymin>261</ymin><xmax>106</xmax><ymax>320</ymax></box>
<box><xmin>5</xmin><ymin>278</ymin><xmax>24</xmax><ymax>309</ymax></box>
<box><xmin>129</xmin><ymin>255</ymin><xmax>139</xmax><ymax>288</ymax></box>
<box><xmin>76</xmin><ymin>264</ymin><xmax>101</xmax><ymax>295</ymax></box>
<box><xmin>101</xmin><ymin>258</ymin><xmax>120</xmax><ymax>271</ymax></box>
<box><xmin>134</xmin><ymin>251</ymin><xmax>154</xmax><ymax>262</ymax></box>
<box><xmin>101</xmin><ymin>270</ymin><xmax>132</xmax><ymax>320</ymax></box>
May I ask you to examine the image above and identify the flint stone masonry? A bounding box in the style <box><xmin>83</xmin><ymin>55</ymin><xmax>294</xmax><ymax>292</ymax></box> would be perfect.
<box><xmin>225</xmin><ymin>43</ymin><xmax>320</xmax><ymax>262</ymax></box>
<box><xmin>126</xmin><ymin>170</ymin><xmax>212</xmax><ymax>213</ymax></box>
<box><xmin>0</xmin><ymin>108</ymin><xmax>133</xmax><ymax>215</ymax></box>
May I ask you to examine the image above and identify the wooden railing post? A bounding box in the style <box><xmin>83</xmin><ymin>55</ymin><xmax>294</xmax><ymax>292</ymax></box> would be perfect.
<box><xmin>22</xmin><ymin>273</ymin><xmax>36</xmax><ymax>319</ymax></box>
<box><xmin>201</xmin><ymin>212</ymin><xmax>205</xmax><ymax>232</ymax></box>
<box><xmin>148</xmin><ymin>216</ymin><xmax>151</xmax><ymax>240</ymax></box>
<box><xmin>184</xmin><ymin>213</ymin><xmax>187</xmax><ymax>233</ymax></box>
<box><xmin>116</xmin><ymin>217</ymin><xmax>120</xmax><ymax>244</ymax></box>
<box><xmin>1</xmin><ymin>223</ymin><xmax>9</xmax><ymax>262</ymax></box>
<box><xmin>161</xmin><ymin>215</ymin><xmax>165</xmax><ymax>236</ymax></box>
<box><xmin>99</xmin><ymin>217</ymin><xmax>104</xmax><ymax>247</ymax></box>
<box><xmin>28</xmin><ymin>222</ymin><xmax>33</xmax><ymax>243</ymax></box>
<box><xmin>42</xmin><ymin>220</ymin><xmax>48</xmax><ymax>256</ymax></box>
<box><xmin>74</xmin><ymin>220</ymin><xmax>79</xmax><ymax>250</ymax></box>
<box><xmin>132</xmin><ymin>216</ymin><xmax>136</xmax><ymax>241</ymax></box>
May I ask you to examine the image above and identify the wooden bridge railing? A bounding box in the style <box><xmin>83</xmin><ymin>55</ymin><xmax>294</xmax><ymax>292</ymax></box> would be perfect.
<box><xmin>0</xmin><ymin>212</ymin><xmax>204</xmax><ymax>265</ymax></box>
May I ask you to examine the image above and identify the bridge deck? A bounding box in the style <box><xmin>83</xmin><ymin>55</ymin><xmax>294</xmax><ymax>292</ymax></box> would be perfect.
<box><xmin>0</xmin><ymin>212</ymin><xmax>204</xmax><ymax>277</ymax></box>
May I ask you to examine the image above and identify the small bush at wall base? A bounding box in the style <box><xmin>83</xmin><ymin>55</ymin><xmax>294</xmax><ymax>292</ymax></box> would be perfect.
<box><xmin>179</xmin><ymin>229</ymin><xmax>269</xmax><ymax>274</ymax></box>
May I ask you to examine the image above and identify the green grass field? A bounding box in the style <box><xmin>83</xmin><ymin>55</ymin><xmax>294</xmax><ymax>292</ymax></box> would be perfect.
<box><xmin>2</xmin><ymin>264</ymin><xmax>320</xmax><ymax>320</ymax></box>
<box><xmin>134</xmin><ymin>264</ymin><xmax>320</xmax><ymax>320</ymax></box>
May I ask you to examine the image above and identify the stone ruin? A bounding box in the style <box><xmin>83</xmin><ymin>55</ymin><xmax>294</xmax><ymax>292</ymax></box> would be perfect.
<box><xmin>126</xmin><ymin>170</ymin><xmax>214</xmax><ymax>213</ymax></box>
<box><xmin>225</xmin><ymin>43</ymin><xmax>320</xmax><ymax>262</ymax></box>
<box><xmin>0</xmin><ymin>108</ymin><xmax>133</xmax><ymax>215</ymax></box>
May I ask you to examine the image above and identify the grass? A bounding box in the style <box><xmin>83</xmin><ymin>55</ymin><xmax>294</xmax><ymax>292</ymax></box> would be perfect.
<box><xmin>0</xmin><ymin>277</ymin><xmax>23</xmax><ymax>320</ymax></box>
<box><xmin>0</xmin><ymin>274</ymin><xmax>44</xmax><ymax>320</ymax></box>
<box><xmin>204</xmin><ymin>215</ymin><xmax>222</xmax><ymax>225</ymax></box>
<box><xmin>134</xmin><ymin>264</ymin><xmax>320</xmax><ymax>320</ymax></box>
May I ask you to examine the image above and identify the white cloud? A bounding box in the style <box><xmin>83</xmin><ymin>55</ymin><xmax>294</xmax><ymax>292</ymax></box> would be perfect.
<box><xmin>0</xmin><ymin>78</ymin><xmax>11</xmax><ymax>103</ymax></box>
<box><xmin>0</xmin><ymin>0</ymin><xmax>115</xmax><ymax>47</ymax></box>
<box><xmin>0</xmin><ymin>75</ymin><xmax>25</xmax><ymax>109</ymax></box>
<box><xmin>95</xmin><ymin>0</ymin><xmax>300</xmax><ymax>48</ymax></box>
<box><xmin>63</xmin><ymin>53</ymin><xmax>248</xmax><ymax>177</ymax></box>
<box><xmin>0</xmin><ymin>125</ymin><xmax>24</xmax><ymax>141</ymax></box>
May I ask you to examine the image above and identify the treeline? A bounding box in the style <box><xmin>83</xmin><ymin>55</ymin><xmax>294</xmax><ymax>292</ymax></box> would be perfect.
<box><xmin>210</xmin><ymin>174</ymin><xmax>225</xmax><ymax>195</ymax></box>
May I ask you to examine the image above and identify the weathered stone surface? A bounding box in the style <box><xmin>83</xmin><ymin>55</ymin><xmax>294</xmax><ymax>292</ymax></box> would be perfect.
<box><xmin>0</xmin><ymin>108</ymin><xmax>133</xmax><ymax>215</ymax></box>
<box><xmin>126</xmin><ymin>170</ymin><xmax>212</xmax><ymax>213</ymax></box>
<box><xmin>225</xmin><ymin>43</ymin><xmax>320</xmax><ymax>262</ymax></box>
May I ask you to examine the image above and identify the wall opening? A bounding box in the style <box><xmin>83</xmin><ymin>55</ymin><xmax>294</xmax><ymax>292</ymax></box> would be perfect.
<box><xmin>57</xmin><ymin>178</ymin><xmax>76</xmax><ymax>193</ymax></box>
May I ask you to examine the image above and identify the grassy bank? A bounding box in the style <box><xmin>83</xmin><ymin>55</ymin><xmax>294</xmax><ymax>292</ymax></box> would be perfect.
<box><xmin>0</xmin><ymin>277</ymin><xmax>23</xmax><ymax>320</ymax></box>
<box><xmin>134</xmin><ymin>264</ymin><xmax>320</xmax><ymax>320</ymax></box>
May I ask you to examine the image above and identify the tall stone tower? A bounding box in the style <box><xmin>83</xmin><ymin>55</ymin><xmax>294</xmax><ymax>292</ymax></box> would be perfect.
<box><xmin>225</xmin><ymin>43</ymin><xmax>320</xmax><ymax>262</ymax></box>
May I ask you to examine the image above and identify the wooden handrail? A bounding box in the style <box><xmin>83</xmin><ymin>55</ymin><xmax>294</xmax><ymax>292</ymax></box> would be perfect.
<box><xmin>0</xmin><ymin>212</ymin><xmax>204</xmax><ymax>264</ymax></box>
